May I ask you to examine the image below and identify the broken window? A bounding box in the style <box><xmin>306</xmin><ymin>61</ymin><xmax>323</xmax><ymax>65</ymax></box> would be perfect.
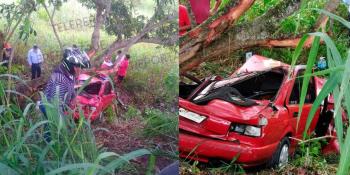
<box><xmin>192</xmin><ymin>69</ymin><xmax>285</xmax><ymax>106</ymax></box>
<box><xmin>289</xmin><ymin>70</ymin><xmax>316</xmax><ymax>104</ymax></box>
<box><xmin>83</xmin><ymin>82</ymin><xmax>102</xmax><ymax>95</ymax></box>
<box><xmin>230</xmin><ymin>70</ymin><xmax>284</xmax><ymax>100</ymax></box>
<box><xmin>103</xmin><ymin>82</ymin><xmax>112</xmax><ymax>95</ymax></box>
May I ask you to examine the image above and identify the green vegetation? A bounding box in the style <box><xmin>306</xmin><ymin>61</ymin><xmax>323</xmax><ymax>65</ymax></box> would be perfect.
<box><xmin>290</xmin><ymin>10</ymin><xmax>350</xmax><ymax>175</ymax></box>
<box><xmin>142</xmin><ymin>108</ymin><xmax>178</xmax><ymax>138</ymax></box>
<box><xmin>0</xmin><ymin>0</ymin><xmax>178</xmax><ymax>174</ymax></box>
<box><xmin>0</xmin><ymin>78</ymin><xmax>151</xmax><ymax>174</ymax></box>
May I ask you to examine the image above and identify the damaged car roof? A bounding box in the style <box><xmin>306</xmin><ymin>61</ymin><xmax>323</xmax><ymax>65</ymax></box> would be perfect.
<box><xmin>231</xmin><ymin>55</ymin><xmax>290</xmax><ymax>77</ymax></box>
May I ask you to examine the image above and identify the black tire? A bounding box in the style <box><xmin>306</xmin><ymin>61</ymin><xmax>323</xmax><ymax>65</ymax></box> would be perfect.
<box><xmin>267</xmin><ymin>137</ymin><xmax>290</xmax><ymax>168</ymax></box>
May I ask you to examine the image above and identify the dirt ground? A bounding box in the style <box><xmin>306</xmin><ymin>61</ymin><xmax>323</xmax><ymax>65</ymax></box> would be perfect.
<box><xmin>93</xmin><ymin>87</ymin><xmax>177</xmax><ymax>174</ymax></box>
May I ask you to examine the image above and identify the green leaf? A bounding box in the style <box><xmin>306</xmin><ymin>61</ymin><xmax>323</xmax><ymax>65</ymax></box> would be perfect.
<box><xmin>0</xmin><ymin>162</ymin><xmax>19</xmax><ymax>175</ymax></box>
<box><xmin>146</xmin><ymin>154</ymin><xmax>156</xmax><ymax>175</ymax></box>
<box><xmin>46</xmin><ymin>163</ymin><xmax>105</xmax><ymax>175</ymax></box>
<box><xmin>296</xmin><ymin>35</ymin><xmax>320</xmax><ymax>131</ymax></box>
<box><xmin>103</xmin><ymin>149</ymin><xmax>151</xmax><ymax>173</ymax></box>
<box><xmin>303</xmin><ymin>73</ymin><xmax>341</xmax><ymax>139</ymax></box>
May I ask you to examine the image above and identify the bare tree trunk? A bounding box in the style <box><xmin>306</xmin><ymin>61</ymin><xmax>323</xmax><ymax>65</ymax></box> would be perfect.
<box><xmin>91</xmin><ymin>6</ymin><xmax>103</xmax><ymax>52</ymax></box>
<box><xmin>43</xmin><ymin>3</ymin><xmax>63</xmax><ymax>51</ymax></box>
<box><xmin>90</xmin><ymin>0</ymin><xmax>111</xmax><ymax>53</ymax></box>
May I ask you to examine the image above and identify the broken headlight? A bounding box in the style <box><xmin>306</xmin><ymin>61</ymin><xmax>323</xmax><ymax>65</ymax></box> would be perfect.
<box><xmin>230</xmin><ymin>124</ymin><xmax>261</xmax><ymax>137</ymax></box>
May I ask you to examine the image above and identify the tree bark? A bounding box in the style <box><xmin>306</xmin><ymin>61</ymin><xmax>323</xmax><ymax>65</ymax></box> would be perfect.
<box><xmin>179</xmin><ymin>0</ymin><xmax>340</xmax><ymax>73</ymax></box>
<box><xmin>90</xmin><ymin>0</ymin><xmax>111</xmax><ymax>53</ymax></box>
<box><xmin>102</xmin><ymin>13</ymin><xmax>177</xmax><ymax>57</ymax></box>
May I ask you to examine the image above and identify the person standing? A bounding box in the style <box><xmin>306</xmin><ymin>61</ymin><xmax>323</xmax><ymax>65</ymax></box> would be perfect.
<box><xmin>116</xmin><ymin>54</ymin><xmax>130</xmax><ymax>84</ymax></box>
<box><xmin>179</xmin><ymin>4</ymin><xmax>191</xmax><ymax>36</ymax></box>
<box><xmin>2</xmin><ymin>43</ymin><xmax>12</xmax><ymax>67</ymax></box>
<box><xmin>27</xmin><ymin>44</ymin><xmax>44</xmax><ymax>79</ymax></box>
<box><xmin>100</xmin><ymin>55</ymin><xmax>114</xmax><ymax>69</ymax></box>
<box><xmin>40</xmin><ymin>47</ymin><xmax>91</xmax><ymax>142</ymax></box>
<box><xmin>189</xmin><ymin>0</ymin><xmax>221</xmax><ymax>24</ymax></box>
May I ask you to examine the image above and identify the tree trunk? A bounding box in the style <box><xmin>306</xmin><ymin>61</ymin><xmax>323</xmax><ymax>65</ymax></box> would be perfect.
<box><xmin>91</xmin><ymin>6</ymin><xmax>103</xmax><ymax>52</ymax></box>
<box><xmin>179</xmin><ymin>0</ymin><xmax>340</xmax><ymax>73</ymax></box>
<box><xmin>102</xmin><ymin>13</ymin><xmax>177</xmax><ymax>58</ymax></box>
<box><xmin>43</xmin><ymin>4</ymin><xmax>63</xmax><ymax>51</ymax></box>
<box><xmin>90</xmin><ymin>0</ymin><xmax>111</xmax><ymax>54</ymax></box>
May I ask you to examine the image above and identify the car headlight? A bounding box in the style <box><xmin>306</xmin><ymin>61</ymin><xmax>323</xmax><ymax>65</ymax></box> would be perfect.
<box><xmin>244</xmin><ymin>125</ymin><xmax>261</xmax><ymax>137</ymax></box>
<box><xmin>179</xmin><ymin>108</ymin><xmax>206</xmax><ymax>123</ymax></box>
<box><xmin>231</xmin><ymin>124</ymin><xmax>261</xmax><ymax>137</ymax></box>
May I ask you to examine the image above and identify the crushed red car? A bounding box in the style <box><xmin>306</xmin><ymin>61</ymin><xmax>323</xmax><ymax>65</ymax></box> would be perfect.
<box><xmin>72</xmin><ymin>73</ymin><xmax>116</xmax><ymax>121</ymax></box>
<box><xmin>179</xmin><ymin>55</ymin><xmax>339</xmax><ymax>167</ymax></box>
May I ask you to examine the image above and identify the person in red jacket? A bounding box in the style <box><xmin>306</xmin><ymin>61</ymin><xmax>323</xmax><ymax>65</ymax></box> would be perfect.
<box><xmin>179</xmin><ymin>4</ymin><xmax>191</xmax><ymax>36</ymax></box>
<box><xmin>189</xmin><ymin>0</ymin><xmax>221</xmax><ymax>24</ymax></box>
<box><xmin>116</xmin><ymin>54</ymin><xmax>130</xmax><ymax>84</ymax></box>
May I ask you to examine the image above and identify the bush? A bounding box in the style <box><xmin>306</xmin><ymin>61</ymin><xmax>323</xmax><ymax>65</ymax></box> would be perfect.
<box><xmin>124</xmin><ymin>105</ymin><xmax>142</xmax><ymax>119</ymax></box>
<box><xmin>142</xmin><ymin>108</ymin><xmax>178</xmax><ymax>138</ymax></box>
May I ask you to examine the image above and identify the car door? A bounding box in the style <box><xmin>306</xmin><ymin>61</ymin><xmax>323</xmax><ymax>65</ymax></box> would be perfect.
<box><xmin>100</xmin><ymin>81</ymin><xmax>115</xmax><ymax>110</ymax></box>
<box><xmin>286</xmin><ymin>69</ymin><xmax>321</xmax><ymax>138</ymax></box>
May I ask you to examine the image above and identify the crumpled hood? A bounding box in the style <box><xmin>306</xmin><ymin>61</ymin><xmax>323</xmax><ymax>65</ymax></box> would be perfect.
<box><xmin>179</xmin><ymin>98</ymin><xmax>269</xmax><ymax>123</ymax></box>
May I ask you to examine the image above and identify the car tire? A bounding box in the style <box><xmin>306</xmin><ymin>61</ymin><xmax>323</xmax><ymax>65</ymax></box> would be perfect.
<box><xmin>267</xmin><ymin>137</ymin><xmax>290</xmax><ymax>168</ymax></box>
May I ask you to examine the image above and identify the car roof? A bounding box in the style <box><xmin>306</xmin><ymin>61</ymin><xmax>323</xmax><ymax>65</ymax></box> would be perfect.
<box><xmin>75</xmin><ymin>73</ymin><xmax>110</xmax><ymax>89</ymax></box>
<box><xmin>229</xmin><ymin>55</ymin><xmax>307</xmax><ymax>78</ymax></box>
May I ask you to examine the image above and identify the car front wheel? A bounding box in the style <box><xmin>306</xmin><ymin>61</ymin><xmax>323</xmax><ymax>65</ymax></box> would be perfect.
<box><xmin>267</xmin><ymin>137</ymin><xmax>290</xmax><ymax>168</ymax></box>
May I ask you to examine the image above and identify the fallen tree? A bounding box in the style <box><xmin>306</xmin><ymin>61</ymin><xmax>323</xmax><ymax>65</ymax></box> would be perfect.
<box><xmin>80</xmin><ymin>0</ymin><xmax>177</xmax><ymax>63</ymax></box>
<box><xmin>179</xmin><ymin>0</ymin><xmax>341</xmax><ymax>73</ymax></box>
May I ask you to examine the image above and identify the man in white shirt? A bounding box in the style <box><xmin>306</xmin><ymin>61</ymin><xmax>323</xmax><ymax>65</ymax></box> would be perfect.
<box><xmin>27</xmin><ymin>44</ymin><xmax>44</xmax><ymax>79</ymax></box>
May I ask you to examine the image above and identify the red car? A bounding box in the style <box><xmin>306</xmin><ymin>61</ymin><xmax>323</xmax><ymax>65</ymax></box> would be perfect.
<box><xmin>72</xmin><ymin>73</ymin><xmax>116</xmax><ymax>121</ymax></box>
<box><xmin>179</xmin><ymin>55</ymin><xmax>339</xmax><ymax>167</ymax></box>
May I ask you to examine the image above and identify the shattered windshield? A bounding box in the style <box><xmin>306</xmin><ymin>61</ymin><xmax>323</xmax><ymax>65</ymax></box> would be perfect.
<box><xmin>194</xmin><ymin>71</ymin><xmax>266</xmax><ymax>100</ymax></box>
<box><xmin>193</xmin><ymin>70</ymin><xmax>285</xmax><ymax>105</ymax></box>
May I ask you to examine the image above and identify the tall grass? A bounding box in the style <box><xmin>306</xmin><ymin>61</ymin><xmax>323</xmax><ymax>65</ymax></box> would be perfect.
<box><xmin>0</xmin><ymin>75</ymin><xmax>153</xmax><ymax>174</ymax></box>
<box><xmin>292</xmin><ymin>9</ymin><xmax>350</xmax><ymax>175</ymax></box>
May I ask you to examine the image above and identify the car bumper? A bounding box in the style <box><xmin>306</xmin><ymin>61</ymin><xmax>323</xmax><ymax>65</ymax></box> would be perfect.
<box><xmin>179</xmin><ymin>132</ymin><xmax>279</xmax><ymax>166</ymax></box>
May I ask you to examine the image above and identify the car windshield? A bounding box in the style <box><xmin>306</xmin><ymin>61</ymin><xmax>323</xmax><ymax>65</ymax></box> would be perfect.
<box><xmin>81</xmin><ymin>82</ymin><xmax>102</xmax><ymax>95</ymax></box>
<box><xmin>193</xmin><ymin>69</ymin><xmax>285</xmax><ymax>104</ymax></box>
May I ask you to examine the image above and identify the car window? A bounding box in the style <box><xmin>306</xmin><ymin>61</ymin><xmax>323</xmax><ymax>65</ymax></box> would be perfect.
<box><xmin>103</xmin><ymin>82</ymin><xmax>112</xmax><ymax>95</ymax></box>
<box><xmin>289</xmin><ymin>70</ymin><xmax>316</xmax><ymax>104</ymax></box>
<box><xmin>83</xmin><ymin>82</ymin><xmax>102</xmax><ymax>95</ymax></box>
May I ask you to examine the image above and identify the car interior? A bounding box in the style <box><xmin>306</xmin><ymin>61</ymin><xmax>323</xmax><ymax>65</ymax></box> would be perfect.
<box><xmin>191</xmin><ymin>69</ymin><xmax>286</xmax><ymax>106</ymax></box>
<box><xmin>79</xmin><ymin>82</ymin><xmax>102</xmax><ymax>98</ymax></box>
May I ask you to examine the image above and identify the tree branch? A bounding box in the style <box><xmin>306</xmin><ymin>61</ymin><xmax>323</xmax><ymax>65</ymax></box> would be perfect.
<box><xmin>180</xmin><ymin>0</ymin><xmax>340</xmax><ymax>73</ymax></box>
